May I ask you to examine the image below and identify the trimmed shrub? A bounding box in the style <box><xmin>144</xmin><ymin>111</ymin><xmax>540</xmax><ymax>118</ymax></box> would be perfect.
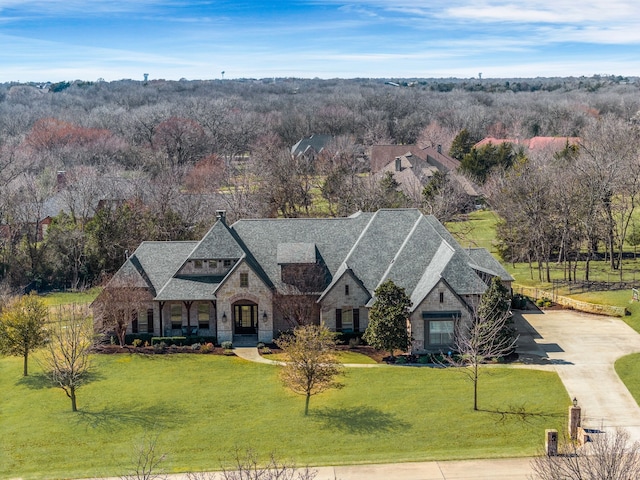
<box><xmin>221</xmin><ymin>341</ymin><xmax>233</xmax><ymax>350</ymax></box>
<box><xmin>125</xmin><ymin>333</ymin><xmax>154</xmax><ymax>345</ymax></box>
<box><xmin>151</xmin><ymin>336</ymin><xmax>187</xmax><ymax>346</ymax></box>
<box><xmin>336</xmin><ymin>332</ymin><xmax>365</xmax><ymax>345</ymax></box>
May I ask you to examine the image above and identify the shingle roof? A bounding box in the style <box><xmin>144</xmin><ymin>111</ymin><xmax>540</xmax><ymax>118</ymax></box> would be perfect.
<box><xmin>155</xmin><ymin>275</ymin><xmax>222</xmax><ymax>301</ymax></box>
<box><xmin>232</xmin><ymin>213</ymin><xmax>371</xmax><ymax>292</ymax></box>
<box><xmin>129</xmin><ymin>241</ymin><xmax>198</xmax><ymax>295</ymax></box>
<box><xmin>115</xmin><ymin>209</ymin><xmax>506</xmax><ymax>306</ymax></box>
<box><xmin>291</xmin><ymin>135</ymin><xmax>333</xmax><ymax>157</ymax></box>
<box><xmin>277</xmin><ymin>243</ymin><xmax>317</xmax><ymax>264</ymax></box>
<box><xmin>466</xmin><ymin>248</ymin><xmax>514</xmax><ymax>282</ymax></box>
<box><xmin>187</xmin><ymin>220</ymin><xmax>245</xmax><ymax>260</ymax></box>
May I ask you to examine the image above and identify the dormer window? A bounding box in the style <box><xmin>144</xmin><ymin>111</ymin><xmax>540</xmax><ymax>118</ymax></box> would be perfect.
<box><xmin>194</xmin><ymin>260</ymin><xmax>203</xmax><ymax>269</ymax></box>
<box><xmin>224</xmin><ymin>259</ymin><xmax>233</xmax><ymax>267</ymax></box>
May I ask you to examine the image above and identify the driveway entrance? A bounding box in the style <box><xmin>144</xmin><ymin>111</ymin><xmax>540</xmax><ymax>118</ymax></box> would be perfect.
<box><xmin>515</xmin><ymin>309</ymin><xmax>640</xmax><ymax>442</ymax></box>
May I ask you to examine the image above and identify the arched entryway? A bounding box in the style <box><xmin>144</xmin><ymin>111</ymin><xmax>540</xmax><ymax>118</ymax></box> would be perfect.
<box><xmin>232</xmin><ymin>300</ymin><xmax>258</xmax><ymax>343</ymax></box>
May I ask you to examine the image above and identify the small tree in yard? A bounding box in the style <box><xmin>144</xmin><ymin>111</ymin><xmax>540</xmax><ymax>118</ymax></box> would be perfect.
<box><xmin>94</xmin><ymin>279</ymin><xmax>152</xmax><ymax>346</ymax></box>
<box><xmin>363</xmin><ymin>279</ymin><xmax>412</xmax><ymax>359</ymax></box>
<box><xmin>41</xmin><ymin>304</ymin><xmax>94</xmax><ymax>412</ymax></box>
<box><xmin>0</xmin><ymin>292</ymin><xmax>48</xmax><ymax>376</ymax></box>
<box><xmin>531</xmin><ymin>428</ymin><xmax>640</xmax><ymax>480</ymax></box>
<box><xmin>448</xmin><ymin>281</ymin><xmax>518</xmax><ymax>411</ymax></box>
<box><xmin>276</xmin><ymin>324</ymin><xmax>343</xmax><ymax>416</ymax></box>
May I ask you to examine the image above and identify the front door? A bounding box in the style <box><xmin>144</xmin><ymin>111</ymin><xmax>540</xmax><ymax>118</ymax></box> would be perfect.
<box><xmin>234</xmin><ymin>304</ymin><xmax>258</xmax><ymax>334</ymax></box>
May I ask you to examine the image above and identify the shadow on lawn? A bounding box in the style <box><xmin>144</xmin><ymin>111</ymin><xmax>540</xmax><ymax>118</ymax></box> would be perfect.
<box><xmin>73</xmin><ymin>405</ymin><xmax>176</xmax><ymax>432</ymax></box>
<box><xmin>311</xmin><ymin>406</ymin><xmax>410</xmax><ymax>434</ymax></box>
<box><xmin>15</xmin><ymin>370</ymin><xmax>104</xmax><ymax>390</ymax></box>
<box><xmin>479</xmin><ymin>405</ymin><xmax>564</xmax><ymax>425</ymax></box>
<box><xmin>15</xmin><ymin>372</ymin><xmax>51</xmax><ymax>390</ymax></box>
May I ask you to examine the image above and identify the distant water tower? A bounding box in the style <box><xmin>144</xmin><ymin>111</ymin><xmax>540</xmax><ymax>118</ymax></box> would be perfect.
<box><xmin>221</xmin><ymin>71</ymin><xmax>225</xmax><ymax>80</ymax></box>
<box><xmin>143</xmin><ymin>73</ymin><xmax>149</xmax><ymax>82</ymax></box>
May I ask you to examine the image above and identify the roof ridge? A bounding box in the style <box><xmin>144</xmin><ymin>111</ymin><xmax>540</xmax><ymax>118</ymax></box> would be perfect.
<box><xmin>376</xmin><ymin>213</ymin><xmax>424</xmax><ymax>289</ymax></box>
<box><xmin>340</xmin><ymin>210</ymin><xmax>379</xmax><ymax>269</ymax></box>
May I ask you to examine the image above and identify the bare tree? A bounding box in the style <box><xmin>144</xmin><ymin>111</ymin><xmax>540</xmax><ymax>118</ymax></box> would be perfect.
<box><xmin>121</xmin><ymin>432</ymin><xmax>168</xmax><ymax>480</ymax></box>
<box><xmin>40</xmin><ymin>304</ymin><xmax>94</xmax><ymax>412</ymax></box>
<box><xmin>276</xmin><ymin>324</ymin><xmax>344</xmax><ymax>415</ymax></box>
<box><xmin>186</xmin><ymin>448</ymin><xmax>317</xmax><ymax>480</ymax></box>
<box><xmin>447</xmin><ymin>302</ymin><xmax>518</xmax><ymax>411</ymax></box>
<box><xmin>93</xmin><ymin>276</ymin><xmax>153</xmax><ymax>347</ymax></box>
<box><xmin>531</xmin><ymin>428</ymin><xmax>640</xmax><ymax>480</ymax></box>
<box><xmin>273</xmin><ymin>263</ymin><xmax>326</xmax><ymax>328</ymax></box>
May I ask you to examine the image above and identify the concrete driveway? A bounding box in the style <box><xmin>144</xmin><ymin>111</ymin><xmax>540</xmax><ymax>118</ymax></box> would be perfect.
<box><xmin>515</xmin><ymin>309</ymin><xmax>640</xmax><ymax>441</ymax></box>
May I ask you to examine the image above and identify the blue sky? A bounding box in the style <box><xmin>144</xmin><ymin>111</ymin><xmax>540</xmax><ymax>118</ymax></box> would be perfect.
<box><xmin>1</xmin><ymin>0</ymin><xmax>639</xmax><ymax>82</ymax></box>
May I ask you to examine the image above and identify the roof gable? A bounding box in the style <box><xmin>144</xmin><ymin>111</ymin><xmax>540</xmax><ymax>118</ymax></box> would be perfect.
<box><xmin>188</xmin><ymin>219</ymin><xmax>245</xmax><ymax>260</ymax></box>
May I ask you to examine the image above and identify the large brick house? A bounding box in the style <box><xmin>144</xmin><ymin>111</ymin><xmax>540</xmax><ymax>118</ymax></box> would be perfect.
<box><xmin>94</xmin><ymin>209</ymin><xmax>511</xmax><ymax>353</ymax></box>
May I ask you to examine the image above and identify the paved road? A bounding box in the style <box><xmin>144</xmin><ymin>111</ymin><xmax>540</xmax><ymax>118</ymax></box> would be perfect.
<box><xmin>133</xmin><ymin>311</ymin><xmax>640</xmax><ymax>480</ymax></box>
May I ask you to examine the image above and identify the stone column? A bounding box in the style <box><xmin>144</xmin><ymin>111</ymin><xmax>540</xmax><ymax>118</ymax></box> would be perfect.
<box><xmin>569</xmin><ymin>402</ymin><xmax>582</xmax><ymax>440</ymax></box>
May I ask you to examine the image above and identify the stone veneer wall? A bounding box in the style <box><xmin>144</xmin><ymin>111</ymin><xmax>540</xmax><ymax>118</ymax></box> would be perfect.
<box><xmin>515</xmin><ymin>286</ymin><xmax>627</xmax><ymax>317</ymax></box>
<box><xmin>319</xmin><ymin>273</ymin><xmax>370</xmax><ymax>332</ymax></box>
<box><xmin>215</xmin><ymin>260</ymin><xmax>273</xmax><ymax>343</ymax></box>
<box><xmin>410</xmin><ymin>279</ymin><xmax>475</xmax><ymax>353</ymax></box>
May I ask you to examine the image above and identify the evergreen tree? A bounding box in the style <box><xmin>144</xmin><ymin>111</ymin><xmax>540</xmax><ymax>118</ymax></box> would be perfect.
<box><xmin>477</xmin><ymin>277</ymin><xmax>514</xmax><ymax>350</ymax></box>
<box><xmin>363</xmin><ymin>279</ymin><xmax>412</xmax><ymax>359</ymax></box>
<box><xmin>449</xmin><ymin>129</ymin><xmax>477</xmax><ymax>161</ymax></box>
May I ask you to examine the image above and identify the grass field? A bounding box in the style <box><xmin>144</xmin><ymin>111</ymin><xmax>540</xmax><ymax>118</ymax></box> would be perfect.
<box><xmin>616</xmin><ymin>354</ymin><xmax>640</xmax><ymax>406</ymax></box>
<box><xmin>0</xmin><ymin>353</ymin><xmax>568</xmax><ymax>479</ymax></box>
<box><xmin>39</xmin><ymin>288</ymin><xmax>102</xmax><ymax>307</ymax></box>
<box><xmin>268</xmin><ymin>350</ymin><xmax>378</xmax><ymax>364</ymax></box>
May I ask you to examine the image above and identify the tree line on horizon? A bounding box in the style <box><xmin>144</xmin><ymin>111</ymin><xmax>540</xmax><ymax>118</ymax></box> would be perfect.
<box><xmin>1</xmin><ymin>76</ymin><xmax>640</xmax><ymax>292</ymax></box>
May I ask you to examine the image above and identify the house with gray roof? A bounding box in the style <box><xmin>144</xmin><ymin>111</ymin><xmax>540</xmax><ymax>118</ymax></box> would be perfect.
<box><xmin>94</xmin><ymin>209</ymin><xmax>512</xmax><ymax>353</ymax></box>
<box><xmin>291</xmin><ymin>135</ymin><xmax>333</xmax><ymax>159</ymax></box>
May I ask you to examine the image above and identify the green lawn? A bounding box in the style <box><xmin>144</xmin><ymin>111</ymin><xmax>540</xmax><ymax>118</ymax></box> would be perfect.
<box><xmin>570</xmin><ymin>290</ymin><xmax>640</xmax><ymax>333</ymax></box>
<box><xmin>268</xmin><ymin>350</ymin><xmax>378</xmax><ymax>364</ymax></box>
<box><xmin>616</xmin><ymin>354</ymin><xmax>640</xmax><ymax>406</ymax></box>
<box><xmin>39</xmin><ymin>288</ymin><xmax>102</xmax><ymax>307</ymax></box>
<box><xmin>0</xmin><ymin>354</ymin><xmax>568</xmax><ymax>479</ymax></box>
<box><xmin>446</xmin><ymin>210</ymin><xmax>501</xmax><ymax>253</ymax></box>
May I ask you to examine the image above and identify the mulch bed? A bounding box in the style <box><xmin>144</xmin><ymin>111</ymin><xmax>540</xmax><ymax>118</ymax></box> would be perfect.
<box><xmin>93</xmin><ymin>343</ymin><xmax>389</xmax><ymax>364</ymax></box>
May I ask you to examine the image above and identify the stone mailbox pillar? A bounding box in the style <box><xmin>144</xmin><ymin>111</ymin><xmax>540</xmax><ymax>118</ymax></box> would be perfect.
<box><xmin>545</xmin><ymin>429</ymin><xmax>558</xmax><ymax>456</ymax></box>
<box><xmin>569</xmin><ymin>398</ymin><xmax>582</xmax><ymax>440</ymax></box>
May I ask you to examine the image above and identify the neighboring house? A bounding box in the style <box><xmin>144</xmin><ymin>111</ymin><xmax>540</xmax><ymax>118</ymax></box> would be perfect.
<box><xmin>474</xmin><ymin>136</ymin><xmax>580</xmax><ymax>152</ymax></box>
<box><xmin>94</xmin><ymin>208</ymin><xmax>512</xmax><ymax>353</ymax></box>
<box><xmin>370</xmin><ymin>144</ymin><xmax>479</xmax><ymax>203</ymax></box>
<box><xmin>291</xmin><ymin>135</ymin><xmax>333</xmax><ymax>159</ymax></box>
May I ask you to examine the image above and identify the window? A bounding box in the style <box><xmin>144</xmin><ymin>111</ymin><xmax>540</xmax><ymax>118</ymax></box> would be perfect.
<box><xmin>138</xmin><ymin>310</ymin><xmax>147</xmax><ymax>333</ymax></box>
<box><xmin>428</xmin><ymin>320</ymin><xmax>454</xmax><ymax>345</ymax></box>
<box><xmin>345</xmin><ymin>284</ymin><xmax>350</xmax><ymax>296</ymax></box>
<box><xmin>147</xmin><ymin>309</ymin><xmax>154</xmax><ymax>334</ymax></box>
<box><xmin>342</xmin><ymin>308</ymin><xmax>353</xmax><ymax>332</ymax></box>
<box><xmin>336</xmin><ymin>307</ymin><xmax>360</xmax><ymax>332</ymax></box>
<box><xmin>171</xmin><ymin>305</ymin><xmax>182</xmax><ymax>329</ymax></box>
<box><xmin>131</xmin><ymin>310</ymin><xmax>138</xmax><ymax>333</ymax></box>
<box><xmin>194</xmin><ymin>260</ymin><xmax>203</xmax><ymax>269</ymax></box>
<box><xmin>224</xmin><ymin>259</ymin><xmax>233</xmax><ymax>267</ymax></box>
<box><xmin>439</xmin><ymin>291</ymin><xmax>444</xmax><ymax>303</ymax></box>
<box><xmin>198</xmin><ymin>304</ymin><xmax>210</xmax><ymax>330</ymax></box>
<box><xmin>240</xmin><ymin>272</ymin><xmax>249</xmax><ymax>288</ymax></box>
